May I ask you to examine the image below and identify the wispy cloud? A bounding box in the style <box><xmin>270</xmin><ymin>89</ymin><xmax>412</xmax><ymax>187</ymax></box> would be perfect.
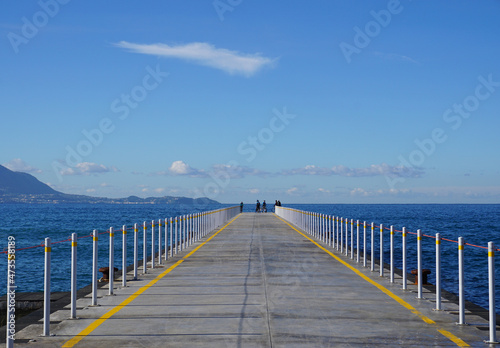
<box><xmin>158</xmin><ymin>161</ymin><xmax>422</xmax><ymax>180</ymax></box>
<box><xmin>211</xmin><ymin>163</ymin><xmax>270</xmax><ymax>179</ymax></box>
<box><xmin>59</xmin><ymin>162</ymin><xmax>119</xmax><ymax>176</ymax></box>
<box><xmin>280</xmin><ymin>163</ymin><xmax>424</xmax><ymax>178</ymax></box>
<box><xmin>114</xmin><ymin>41</ymin><xmax>276</xmax><ymax>77</ymax></box>
<box><xmin>158</xmin><ymin>161</ymin><xmax>270</xmax><ymax>178</ymax></box>
<box><xmin>372</xmin><ymin>51</ymin><xmax>420</xmax><ymax>65</ymax></box>
<box><xmin>3</xmin><ymin>158</ymin><xmax>41</xmax><ymax>173</ymax></box>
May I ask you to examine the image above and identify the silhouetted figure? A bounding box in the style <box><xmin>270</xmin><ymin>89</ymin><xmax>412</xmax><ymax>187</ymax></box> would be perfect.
<box><xmin>262</xmin><ymin>201</ymin><xmax>267</xmax><ymax>213</ymax></box>
<box><xmin>256</xmin><ymin>200</ymin><xmax>260</xmax><ymax>212</ymax></box>
<box><xmin>240</xmin><ymin>202</ymin><xmax>243</xmax><ymax>213</ymax></box>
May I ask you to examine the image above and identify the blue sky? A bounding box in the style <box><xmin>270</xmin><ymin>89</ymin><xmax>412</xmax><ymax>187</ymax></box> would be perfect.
<box><xmin>1</xmin><ymin>0</ymin><xmax>499</xmax><ymax>204</ymax></box>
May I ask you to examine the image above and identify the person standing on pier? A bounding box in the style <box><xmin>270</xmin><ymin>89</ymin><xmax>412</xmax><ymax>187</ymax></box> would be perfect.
<box><xmin>262</xmin><ymin>200</ymin><xmax>267</xmax><ymax>213</ymax></box>
<box><xmin>240</xmin><ymin>202</ymin><xmax>243</xmax><ymax>213</ymax></box>
<box><xmin>256</xmin><ymin>200</ymin><xmax>260</xmax><ymax>212</ymax></box>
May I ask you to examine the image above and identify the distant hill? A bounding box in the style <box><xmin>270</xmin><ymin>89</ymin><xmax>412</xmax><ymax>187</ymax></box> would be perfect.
<box><xmin>0</xmin><ymin>165</ymin><xmax>219</xmax><ymax>205</ymax></box>
<box><xmin>0</xmin><ymin>164</ymin><xmax>59</xmax><ymax>194</ymax></box>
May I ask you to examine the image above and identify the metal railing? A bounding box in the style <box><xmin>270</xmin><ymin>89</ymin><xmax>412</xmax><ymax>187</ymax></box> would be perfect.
<box><xmin>275</xmin><ymin>205</ymin><xmax>498</xmax><ymax>344</ymax></box>
<box><xmin>5</xmin><ymin>205</ymin><xmax>239</xmax><ymax>343</ymax></box>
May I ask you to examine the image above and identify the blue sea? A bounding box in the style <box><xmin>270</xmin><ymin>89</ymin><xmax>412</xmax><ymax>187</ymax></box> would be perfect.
<box><xmin>1</xmin><ymin>203</ymin><xmax>500</xmax><ymax>313</ymax></box>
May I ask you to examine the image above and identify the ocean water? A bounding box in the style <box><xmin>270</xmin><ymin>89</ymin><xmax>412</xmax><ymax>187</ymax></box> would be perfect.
<box><xmin>1</xmin><ymin>203</ymin><xmax>500</xmax><ymax>313</ymax></box>
<box><xmin>0</xmin><ymin>203</ymin><xmax>228</xmax><ymax>297</ymax></box>
<box><xmin>287</xmin><ymin>203</ymin><xmax>500</xmax><ymax>313</ymax></box>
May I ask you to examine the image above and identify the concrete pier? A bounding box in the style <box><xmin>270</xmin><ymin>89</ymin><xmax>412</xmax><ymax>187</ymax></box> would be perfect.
<box><xmin>12</xmin><ymin>213</ymin><xmax>491</xmax><ymax>347</ymax></box>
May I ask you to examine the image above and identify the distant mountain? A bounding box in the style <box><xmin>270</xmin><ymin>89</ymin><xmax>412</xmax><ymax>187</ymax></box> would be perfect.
<box><xmin>0</xmin><ymin>165</ymin><xmax>219</xmax><ymax>205</ymax></box>
<box><xmin>0</xmin><ymin>164</ymin><xmax>59</xmax><ymax>194</ymax></box>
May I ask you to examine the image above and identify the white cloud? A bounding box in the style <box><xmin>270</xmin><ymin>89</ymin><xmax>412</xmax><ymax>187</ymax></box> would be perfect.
<box><xmin>168</xmin><ymin>160</ymin><xmax>207</xmax><ymax>177</ymax></box>
<box><xmin>281</xmin><ymin>163</ymin><xmax>423</xmax><ymax>178</ymax></box>
<box><xmin>286</xmin><ymin>187</ymin><xmax>299</xmax><ymax>195</ymax></box>
<box><xmin>114</xmin><ymin>41</ymin><xmax>276</xmax><ymax>77</ymax></box>
<box><xmin>3</xmin><ymin>158</ymin><xmax>41</xmax><ymax>173</ymax></box>
<box><xmin>59</xmin><ymin>162</ymin><xmax>118</xmax><ymax>176</ymax></box>
<box><xmin>249</xmin><ymin>188</ymin><xmax>260</xmax><ymax>194</ymax></box>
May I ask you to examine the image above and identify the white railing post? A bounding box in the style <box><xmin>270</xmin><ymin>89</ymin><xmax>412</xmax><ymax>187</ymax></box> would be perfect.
<box><xmin>169</xmin><ymin>217</ymin><xmax>173</xmax><ymax>257</ymax></box>
<box><xmin>350</xmin><ymin>219</ymin><xmax>354</xmax><ymax>259</ymax></box>
<box><xmin>345</xmin><ymin>218</ymin><xmax>348</xmax><ymax>256</ymax></box>
<box><xmin>189</xmin><ymin>214</ymin><xmax>193</xmax><ymax>246</ymax></box>
<box><xmin>70</xmin><ymin>233</ymin><xmax>77</xmax><ymax>319</ymax></box>
<box><xmin>122</xmin><ymin>225</ymin><xmax>127</xmax><ymax>287</ymax></box>
<box><xmin>133</xmin><ymin>223</ymin><xmax>138</xmax><ymax>280</ymax></box>
<box><xmin>390</xmin><ymin>226</ymin><xmax>394</xmax><ymax>283</ymax></box>
<box><xmin>109</xmin><ymin>227</ymin><xmax>114</xmax><ymax>296</ymax></box>
<box><xmin>174</xmin><ymin>216</ymin><xmax>178</xmax><ymax>254</ymax></box>
<box><xmin>336</xmin><ymin>217</ymin><xmax>339</xmax><ymax>250</ymax></box>
<box><xmin>328</xmin><ymin>214</ymin><xmax>332</xmax><ymax>247</ymax></box>
<box><xmin>340</xmin><ymin>218</ymin><xmax>343</xmax><ymax>254</ymax></box>
<box><xmin>43</xmin><ymin>237</ymin><xmax>51</xmax><ymax>336</ymax></box>
<box><xmin>151</xmin><ymin>220</ymin><xmax>155</xmax><ymax>269</ymax></box>
<box><xmin>356</xmin><ymin>220</ymin><xmax>360</xmax><ymax>263</ymax></box>
<box><xmin>165</xmin><ymin>218</ymin><xmax>168</xmax><ymax>261</ymax></box>
<box><xmin>363</xmin><ymin>221</ymin><xmax>367</xmax><ymax>267</ymax></box>
<box><xmin>402</xmin><ymin>227</ymin><xmax>407</xmax><ymax>290</ymax></box>
<box><xmin>92</xmin><ymin>230</ymin><xmax>98</xmax><ymax>306</ymax></box>
<box><xmin>371</xmin><ymin>223</ymin><xmax>375</xmax><ymax>272</ymax></box>
<box><xmin>143</xmin><ymin>222</ymin><xmax>147</xmax><ymax>274</ymax></box>
<box><xmin>417</xmin><ymin>229</ymin><xmax>423</xmax><ymax>299</ymax></box>
<box><xmin>435</xmin><ymin>233</ymin><xmax>441</xmax><ymax>310</ymax></box>
<box><xmin>458</xmin><ymin>236</ymin><xmax>465</xmax><ymax>324</ymax></box>
<box><xmin>158</xmin><ymin>219</ymin><xmax>162</xmax><ymax>265</ymax></box>
<box><xmin>183</xmin><ymin>215</ymin><xmax>187</xmax><ymax>250</ymax></box>
<box><xmin>487</xmin><ymin>241</ymin><xmax>497</xmax><ymax>343</ymax></box>
<box><xmin>379</xmin><ymin>224</ymin><xmax>384</xmax><ymax>277</ymax></box>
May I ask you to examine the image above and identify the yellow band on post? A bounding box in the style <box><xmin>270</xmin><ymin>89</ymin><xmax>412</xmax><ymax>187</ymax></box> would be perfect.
<box><xmin>110</xmin><ymin>233</ymin><xmax>114</xmax><ymax>237</ymax></box>
<box><xmin>417</xmin><ymin>237</ymin><xmax>422</xmax><ymax>241</ymax></box>
<box><xmin>72</xmin><ymin>242</ymin><xmax>77</xmax><ymax>247</ymax></box>
<box><xmin>45</xmin><ymin>247</ymin><xmax>51</xmax><ymax>252</ymax></box>
<box><xmin>93</xmin><ymin>237</ymin><xmax>98</xmax><ymax>241</ymax></box>
<box><xmin>458</xmin><ymin>245</ymin><xmax>464</xmax><ymax>250</ymax></box>
<box><xmin>123</xmin><ymin>231</ymin><xmax>127</xmax><ymax>234</ymax></box>
<box><xmin>436</xmin><ymin>240</ymin><xmax>441</xmax><ymax>245</ymax></box>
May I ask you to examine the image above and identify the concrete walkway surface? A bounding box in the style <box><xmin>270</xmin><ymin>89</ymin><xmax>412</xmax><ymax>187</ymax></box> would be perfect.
<box><xmin>12</xmin><ymin>213</ymin><xmax>493</xmax><ymax>347</ymax></box>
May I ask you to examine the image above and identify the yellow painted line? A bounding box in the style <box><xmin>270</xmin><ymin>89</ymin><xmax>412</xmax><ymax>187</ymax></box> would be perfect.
<box><xmin>62</xmin><ymin>214</ymin><xmax>240</xmax><ymax>348</ymax></box>
<box><xmin>274</xmin><ymin>214</ymin><xmax>470</xmax><ymax>347</ymax></box>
